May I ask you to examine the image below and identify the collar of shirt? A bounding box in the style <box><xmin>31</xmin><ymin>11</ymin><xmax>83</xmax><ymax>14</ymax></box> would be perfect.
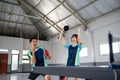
<box><xmin>30</xmin><ymin>47</ymin><xmax>39</xmax><ymax>53</ymax></box>
<box><xmin>71</xmin><ymin>44</ymin><xmax>78</xmax><ymax>47</ymax></box>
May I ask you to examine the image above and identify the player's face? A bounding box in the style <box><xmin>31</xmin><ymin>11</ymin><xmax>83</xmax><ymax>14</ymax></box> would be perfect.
<box><xmin>30</xmin><ymin>39</ymin><xmax>37</xmax><ymax>47</ymax></box>
<box><xmin>71</xmin><ymin>37</ymin><xmax>77</xmax><ymax>44</ymax></box>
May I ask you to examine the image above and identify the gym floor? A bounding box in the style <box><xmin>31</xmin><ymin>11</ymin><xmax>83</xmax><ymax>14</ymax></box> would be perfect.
<box><xmin>0</xmin><ymin>73</ymin><xmax>84</xmax><ymax>80</ymax></box>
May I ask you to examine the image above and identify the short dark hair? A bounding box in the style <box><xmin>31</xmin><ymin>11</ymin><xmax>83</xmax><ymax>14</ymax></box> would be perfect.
<box><xmin>29</xmin><ymin>37</ymin><xmax>37</xmax><ymax>43</ymax></box>
<box><xmin>71</xmin><ymin>34</ymin><xmax>78</xmax><ymax>39</ymax></box>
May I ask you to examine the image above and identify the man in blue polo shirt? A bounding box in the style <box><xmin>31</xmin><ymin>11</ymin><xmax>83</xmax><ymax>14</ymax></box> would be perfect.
<box><xmin>27</xmin><ymin>37</ymin><xmax>50</xmax><ymax>80</ymax></box>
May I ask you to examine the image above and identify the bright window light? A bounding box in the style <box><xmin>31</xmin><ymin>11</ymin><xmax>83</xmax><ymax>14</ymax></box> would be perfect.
<box><xmin>112</xmin><ymin>42</ymin><xmax>120</xmax><ymax>53</ymax></box>
<box><xmin>22</xmin><ymin>50</ymin><xmax>29</xmax><ymax>64</ymax></box>
<box><xmin>99</xmin><ymin>43</ymin><xmax>109</xmax><ymax>55</ymax></box>
<box><xmin>22</xmin><ymin>60</ymin><xmax>29</xmax><ymax>64</ymax></box>
<box><xmin>23</xmin><ymin>50</ymin><xmax>29</xmax><ymax>54</ymax></box>
<box><xmin>80</xmin><ymin>47</ymin><xmax>88</xmax><ymax>57</ymax></box>
<box><xmin>100</xmin><ymin>42</ymin><xmax>120</xmax><ymax>55</ymax></box>
<box><xmin>0</xmin><ymin>49</ymin><xmax>8</xmax><ymax>52</ymax></box>
<box><xmin>12</xmin><ymin>50</ymin><xmax>19</xmax><ymax>54</ymax></box>
<box><xmin>22</xmin><ymin>56</ymin><xmax>29</xmax><ymax>59</ymax></box>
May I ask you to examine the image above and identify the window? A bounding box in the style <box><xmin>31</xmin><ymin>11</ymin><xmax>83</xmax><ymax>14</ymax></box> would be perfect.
<box><xmin>99</xmin><ymin>43</ymin><xmax>109</xmax><ymax>55</ymax></box>
<box><xmin>99</xmin><ymin>42</ymin><xmax>120</xmax><ymax>55</ymax></box>
<box><xmin>112</xmin><ymin>42</ymin><xmax>120</xmax><ymax>53</ymax></box>
<box><xmin>12</xmin><ymin>50</ymin><xmax>19</xmax><ymax>54</ymax></box>
<box><xmin>0</xmin><ymin>49</ymin><xmax>8</xmax><ymax>52</ymax></box>
<box><xmin>11</xmin><ymin>50</ymin><xmax>19</xmax><ymax>71</ymax></box>
<box><xmin>80</xmin><ymin>47</ymin><xmax>88</xmax><ymax>57</ymax></box>
<box><xmin>22</xmin><ymin>50</ymin><xmax>30</xmax><ymax>63</ymax></box>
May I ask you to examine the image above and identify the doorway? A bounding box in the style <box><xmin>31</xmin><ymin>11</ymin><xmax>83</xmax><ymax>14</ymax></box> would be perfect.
<box><xmin>0</xmin><ymin>54</ymin><xmax>8</xmax><ymax>74</ymax></box>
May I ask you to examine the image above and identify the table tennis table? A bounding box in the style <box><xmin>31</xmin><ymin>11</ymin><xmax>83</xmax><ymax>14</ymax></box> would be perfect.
<box><xmin>33</xmin><ymin>66</ymin><xmax>120</xmax><ymax>80</ymax></box>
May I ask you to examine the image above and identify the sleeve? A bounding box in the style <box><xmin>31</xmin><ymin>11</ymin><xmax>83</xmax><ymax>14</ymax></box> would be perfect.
<box><xmin>27</xmin><ymin>50</ymin><xmax>32</xmax><ymax>59</ymax></box>
<box><xmin>78</xmin><ymin>44</ymin><xmax>83</xmax><ymax>52</ymax></box>
<box><xmin>39</xmin><ymin>47</ymin><xmax>46</xmax><ymax>57</ymax></box>
<box><xmin>64</xmin><ymin>43</ymin><xmax>70</xmax><ymax>48</ymax></box>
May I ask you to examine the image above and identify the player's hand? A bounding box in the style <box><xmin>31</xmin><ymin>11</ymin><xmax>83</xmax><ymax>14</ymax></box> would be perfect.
<box><xmin>31</xmin><ymin>46</ymin><xmax>36</xmax><ymax>54</ymax></box>
<box><xmin>61</xmin><ymin>28</ymin><xmax>64</xmax><ymax>33</ymax></box>
<box><xmin>46</xmin><ymin>56</ymin><xmax>51</xmax><ymax>59</ymax></box>
<box><xmin>78</xmin><ymin>27</ymin><xmax>80</xmax><ymax>32</ymax></box>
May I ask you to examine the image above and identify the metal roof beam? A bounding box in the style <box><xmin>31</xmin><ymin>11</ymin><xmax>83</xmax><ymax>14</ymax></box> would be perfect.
<box><xmin>87</xmin><ymin>7</ymin><xmax>120</xmax><ymax>23</ymax></box>
<box><xmin>55</xmin><ymin>0</ymin><xmax>97</xmax><ymax>28</ymax></box>
<box><xmin>17</xmin><ymin>0</ymin><xmax>54</xmax><ymax>39</ymax></box>
<box><xmin>57</xmin><ymin>0</ymin><xmax>87</xmax><ymax>28</ymax></box>
<box><xmin>18</xmin><ymin>0</ymin><xmax>61</xmax><ymax>32</ymax></box>
<box><xmin>0</xmin><ymin>0</ymin><xmax>19</xmax><ymax>5</ymax></box>
<box><xmin>13</xmin><ymin>16</ymin><xmax>21</xmax><ymax>35</ymax></box>
<box><xmin>0</xmin><ymin>5</ymin><xmax>44</xmax><ymax>39</ymax></box>
<box><xmin>32</xmin><ymin>0</ymin><xmax>66</xmax><ymax>27</ymax></box>
<box><xmin>43</xmin><ymin>0</ymin><xmax>66</xmax><ymax>20</ymax></box>
<box><xmin>39</xmin><ymin>26</ymin><xmax>51</xmax><ymax>34</ymax></box>
<box><xmin>32</xmin><ymin>0</ymin><xmax>66</xmax><ymax>34</ymax></box>
<box><xmin>33</xmin><ymin>0</ymin><xmax>42</xmax><ymax>9</ymax></box>
<box><xmin>37</xmin><ymin>0</ymin><xmax>97</xmax><ymax>34</ymax></box>
<box><xmin>74</xmin><ymin>0</ymin><xmax>98</xmax><ymax>15</ymax></box>
<box><xmin>33</xmin><ymin>0</ymin><xmax>97</xmax><ymax>33</ymax></box>
<box><xmin>0</xmin><ymin>19</ymin><xmax>33</xmax><ymax>26</ymax></box>
<box><xmin>20</xmin><ymin>17</ymin><xmax>26</xmax><ymax>38</ymax></box>
<box><xmin>39</xmin><ymin>0</ymin><xmax>89</xmax><ymax>33</ymax></box>
<box><xmin>0</xmin><ymin>10</ymin><xmax>41</xmax><ymax>20</ymax></box>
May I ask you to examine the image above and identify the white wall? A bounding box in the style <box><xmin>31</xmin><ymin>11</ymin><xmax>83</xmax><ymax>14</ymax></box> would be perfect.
<box><xmin>49</xmin><ymin>38</ymin><xmax>67</xmax><ymax>64</ymax></box>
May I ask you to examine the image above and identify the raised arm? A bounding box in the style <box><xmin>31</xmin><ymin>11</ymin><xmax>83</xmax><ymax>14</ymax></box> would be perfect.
<box><xmin>77</xmin><ymin>27</ymin><xmax>81</xmax><ymax>44</ymax></box>
<box><xmin>58</xmin><ymin>28</ymin><xmax>66</xmax><ymax>45</ymax></box>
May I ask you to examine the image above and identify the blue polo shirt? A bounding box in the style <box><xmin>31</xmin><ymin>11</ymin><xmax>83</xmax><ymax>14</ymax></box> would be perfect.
<box><xmin>27</xmin><ymin>46</ymin><xmax>47</xmax><ymax>70</ymax></box>
<box><xmin>64</xmin><ymin>44</ymin><xmax>82</xmax><ymax>66</ymax></box>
